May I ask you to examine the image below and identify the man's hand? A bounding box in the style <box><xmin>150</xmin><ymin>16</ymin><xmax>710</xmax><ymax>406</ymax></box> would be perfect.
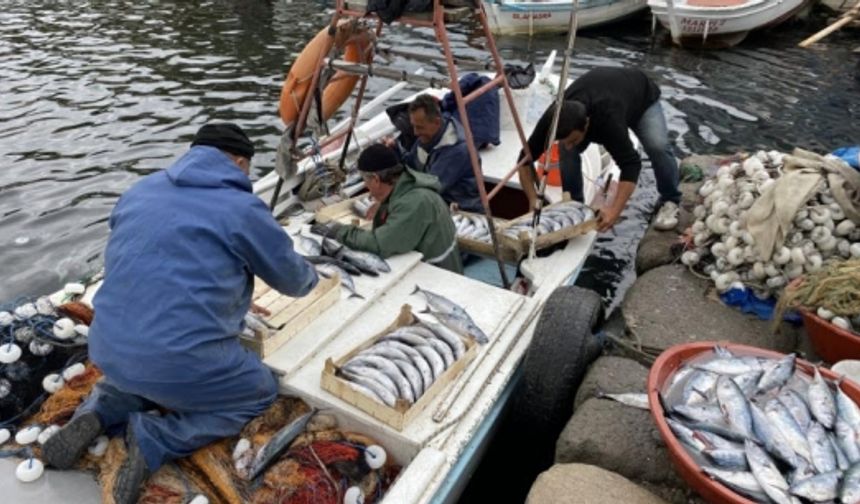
<box><xmin>250</xmin><ymin>303</ymin><xmax>271</xmax><ymax>317</ymax></box>
<box><xmin>309</xmin><ymin>222</ymin><xmax>343</xmax><ymax>238</ymax></box>
<box><xmin>597</xmin><ymin>205</ymin><xmax>622</xmax><ymax>232</ymax></box>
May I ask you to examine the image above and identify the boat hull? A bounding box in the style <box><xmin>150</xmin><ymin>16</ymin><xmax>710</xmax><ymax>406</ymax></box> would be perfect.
<box><xmin>483</xmin><ymin>0</ymin><xmax>648</xmax><ymax>35</ymax></box>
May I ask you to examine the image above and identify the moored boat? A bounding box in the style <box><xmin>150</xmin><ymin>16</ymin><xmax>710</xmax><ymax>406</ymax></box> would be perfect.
<box><xmin>482</xmin><ymin>0</ymin><xmax>649</xmax><ymax>35</ymax></box>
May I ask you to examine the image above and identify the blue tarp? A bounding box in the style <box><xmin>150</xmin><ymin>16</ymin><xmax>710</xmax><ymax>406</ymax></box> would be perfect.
<box><xmin>832</xmin><ymin>146</ymin><xmax>860</xmax><ymax>169</ymax></box>
<box><xmin>720</xmin><ymin>286</ymin><xmax>802</xmax><ymax>324</ymax></box>
<box><xmin>441</xmin><ymin>73</ymin><xmax>501</xmax><ymax>150</ymax></box>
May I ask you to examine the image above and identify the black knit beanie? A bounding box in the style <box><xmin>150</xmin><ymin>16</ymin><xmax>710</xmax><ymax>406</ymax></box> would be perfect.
<box><xmin>191</xmin><ymin>123</ymin><xmax>255</xmax><ymax>159</ymax></box>
<box><xmin>358</xmin><ymin>144</ymin><xmax>401</xmax><ymax>173</ymax></box>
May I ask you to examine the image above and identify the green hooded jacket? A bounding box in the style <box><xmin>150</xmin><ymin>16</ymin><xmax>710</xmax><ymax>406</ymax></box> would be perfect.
<box><xmin>335</xmin><ymin>168</ymin><xmax>463</xmax><ymax>274</ymax></box>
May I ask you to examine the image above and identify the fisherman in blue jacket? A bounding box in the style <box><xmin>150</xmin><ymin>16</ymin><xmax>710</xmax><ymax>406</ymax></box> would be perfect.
<box><xmin>402</xmin><ymin>94</ymin><xmax>483</xmax><ymax>213</ymax></box>
<box><xmin>43</xmin><ymin>123</ymin><xmax>318</xmax><ymax>504</ymax></box>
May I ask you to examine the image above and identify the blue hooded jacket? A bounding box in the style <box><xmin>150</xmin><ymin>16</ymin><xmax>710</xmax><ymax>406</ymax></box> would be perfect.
<box><xmin>404</xmin><ymin>117</ymin><xmax>483</xmax><ymax>213</ymax></box>
<box><xmin>89</xmin><ymin>146</ymin><xmax>318</xmax><ymax>402</ymax></box>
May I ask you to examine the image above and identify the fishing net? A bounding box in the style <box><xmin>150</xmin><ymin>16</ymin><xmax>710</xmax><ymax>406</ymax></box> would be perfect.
<box><xmin>776</xmin><ymin>259</ymin><xmax>860</xmax><ymax>323</ymax></box>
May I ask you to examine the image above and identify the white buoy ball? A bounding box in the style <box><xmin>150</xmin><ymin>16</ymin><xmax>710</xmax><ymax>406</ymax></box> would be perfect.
<box><xmin>42</xmin><ymin>373</ymin><xmax>64</xmax><ymax>394</ymax></box>
<box><xmin>74</xmin><ymin>324</ymin><xmax>89</xmax><ymax>337</ymax></box>
<box><xmin>344</xmin><ymin>486</ymin><xmax>365</xmax><ymax>504</ymax></box>
<box><xmin>189</xmin><ymin>495</ymin><xmax>210</xmax><ymax>504</ymax></box>
<box><xmin>833</xmin><ymin>317</ymin><xmax>852</xmax><ymax>331</ymax></box>
<box><xmin>29</xmin><ymin>340</ymin><xmax>53</xmax><ymax>356</ymax></box>
<box><xmin>53</xmin><ymin>318</ymin><xmax>76</xmax><ymax>340</ymax></box>
<box><xmin>0</xmin><ymin>311</ymin><xmax>13</xmax><ymax>327</ymax></box>
<box><xmin>232</xmin><ymin>438</ymin><xmax>251</xmax><ymax>461</ymax></box>
<box><xmin>15</xmin><ymin>425</ymin><xmax>42</xmax><ymax>445</ymax></box>
<box><xmin>681</xmin><ymin>251</ymin><xmax>700</xmax><ymax>266</ymax></box>
<box><xmin>364</xmin><ymin>445</ymin><xmax>387</xmax><ymax>470</ymax></box>
<box><xmin>0</xmin><ymin>379</ymin><xmax>11</xmax><ymax>399</ymax></box>
<box><xmin>817</xmin><ymin>307</ymin><xmax>836</xmax><ymax>321</ymax></box>
<box><xmin>37</xmin><ymin>425</ymin><xmax>61</xmax><ymax>445</ymax></box>
<box><xmin>0</xmin><ymin>343</ymin><xmax>22</xmax><ymax>364</ymax></box>
<box><xmin>0</xmin><ymin>428</ymin><xmax>10</xmax><ymax>445</ymax></box>
<box><xmin>14</xmin><ymin>326</ymin><xmax>35</xmax><ymax>344</ymax></box>
<box><xmin>15</xmin><ymin>458</ymin><xmax>44</xmax><ymax>483</ymax></box>
<box><xmin>62</xmin><ymin>363</ymin><xmax>86</xmax><ymax>382</ymax></box>
<box><xmin>64</xmin><ymin>283</ymin><xmax>86</xmax><ymax>295</ymax></box>
<box><xmin>35</xmin><ymin>297</ymin><xmax>54</xmax><ymax>316</ymax></box>
<box><xmin>14</xmin><ymin>303</ymin><xmax>38</xmax><ymax>320</ymax></box>
<box><xmin>88</xmin><ymin>435</ymin><xmax>109</xmax><ymax>457</ymax></box>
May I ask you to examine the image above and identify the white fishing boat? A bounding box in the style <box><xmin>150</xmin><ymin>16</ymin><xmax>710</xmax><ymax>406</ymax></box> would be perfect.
<box><xmin>1</xmin><ymin>51</ymin><xmax>635</xmax><ymax>502</ymax></box>
<box><xmin>482</xmin><ymin>0</ymin><xmax>649</xmax><ymax>35</ymax></box>
<box><xmin>648</xmin><ymin>0</ymin><xmax>813</xmax><ymax>47</ymax></box>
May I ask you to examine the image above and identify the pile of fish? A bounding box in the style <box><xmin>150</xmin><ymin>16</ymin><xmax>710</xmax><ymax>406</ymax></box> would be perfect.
<box><xmin>352</xmin><ymin>194</ymin><xmax>374</xmax><ymax>220</ymax></box>
<box><xmin>661</xmin><ymin>346</ymin><xmax>860</xmax><ymax>503</ymax></box>
<box><xmin>681</xmin><ymin>150</ymin><xmax>860</xmax><ymax>296</ymax></box>
<box><xmin>336</xmin><ymin>286</ymin><xmax>488</xmax><ymax>408</ymax></box>
<box><xmin>501</xmin><ymin>200</ymin><xmax>595</xmax><ymax>239</ymax></box>
<box><xmin>452</xmin><ymin>212</ymin><xmax>495</xmax><ymax>244</ymax></box>
<box><xmin>295</xmin><ymin>230</ymin><xmax>391</xmax><ymax>299</ymax></box>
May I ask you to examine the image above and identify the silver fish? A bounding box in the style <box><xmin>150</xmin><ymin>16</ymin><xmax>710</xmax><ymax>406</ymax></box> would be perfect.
<box><xmin>359</xmin><ymin>344</ymin><xmax>411</xmax><ymax>363</ymax></box>
<box><xmin>246</xmin><ymin>409</ymin><xmax>317</xmax><ymax>480</ymax></box>
<box><xmin>766</xmin><ymin>399</ymin><xmax>812</xmax><ymax>465</ymax></box>
<box><xmin>836</xmin><ymin>381</ymin><xmax>860</xmax><ymax>430</ymax></box>
<box><xmin>733</xmin><ymin>370</ymin><xmax>764</xmax><ymax>397</ymax></box>
<box><xmin>703</xmin><ymin>467</ymin><xmax>770</xmax><ymax>503</ymax></box>
<box><xmin>412</xmin><ymin>285</ymin><xmax>468</xmax><ymax>318</ymax></box>
<box><xmin>416</xmin><ymin>318</ymin><xmax>466</xmax><ymax>360</ymax></box>
<box><xmin>683</xmin><ymin>370</ymin><xmax>717</xmax><ymax>405</ymax></box>
<box><xmin>835</xmin><ymin>418</ymin><xmax>860</xmax><ymax>463</ymax></box>
<box><xmin>339</xmin><ymin>245</ymin><xmax>390</xmax><ymax>274</ymax></box>
<box><xmin>695</xmin><ymin>357</ymin><xmax>763</xmax><ymax>376</ymax></box>
<box><xmin>666</xmin><ymin>417</ymin><xmax>706</xmax><ymax>451</ymax></box>
<box><xmin>841</xmin><ymin>462</ymin><xmax>860</xmax><ymax>504</ymax></box>
<box><xmin>829</xmin><ymin>432</ymin><xmax>850</xmax><ymax>470</ymax></box>
<box><xmin>344</xmin><ymin>355</ymin><xmax>415</xmax><ymax>403</ymax></box>
<box><xmin>789</xmin><ymin>470</ymin><xmax>840</xmax><ymax>502</ymax></box>
<box><xmin>414</xmin><ymin>344</ymin><xmax>445</xmax><ymax>380</ymax></box>
<box><xmin>420</xmin><ymin>335</ymin><xmax>454</xmax><ymax>368</ymax></box>
<box><xmin>756</xmin><ymin>353</ymin><xmax>796</xmax><ymax>394</ymax></box>
<box><xmin>384</xmin><ymin>329</ymin><xmax>429</xmax><ymax>348</ymax></box>
<box><xmin>779</xmin><ymin>388</ymin><xmax>812</xmax><ymax>433</ymax></box>
<box><xmin>296</xmin><ymin>231</ymin><xmax>322</xmax><ymax>256</ymax></box>
<box><xmin>808</xmin><ymin>368</ymin><xmax>836</xmax><ymax>429</ymax></box>
<box><xmin>694</xmin><ymin>430</ymin><xmax>741</xmax><ymax>451</ymax></box>
<box><xmin>316</xmin><ymin>263</ymin><xmax>364</xmax><ymax>299</ymax></box>
<box><xmin>342</xmin><ymin>364</ymin><xmax>400</xmax><ymax>398</ymax></box>
<box><xmin>745</xmin><ymin>440</ymin><xmax>794</xmax><ymax>504</ymax></box>
<box><xmin>716</xmin><ymin>376</ymin><xmax>754</xmax><ymax>439</ymax></box>
<box><xmin>806</xmin><ymin>422</ymin><xmax>837</xmax><ymax>474</ymax></box>
<box><xmin>426</xmin><ymin>308</ymin><xmax>489</xmax><ymax>345</ymax></box>
<box><xmin>382</xmin><ymin>340</ymin><xmax>434</xmax><ymax>392</ymax></box>
<box><xmin>596</xmin><ymin>392</ymin><xmax>650</xmax><ymax>410</ymax></box>
<box><xmin>672</xmin><ymin>403</ymin><xmax>726</xmax><ymax>425</ymax></box>
<box><xmin>391</xmin><ymin>358</ymin><xmax>424</xmax><ymax>399</ymax></box>
<box><xmin>341</xmin><ymin>369</ymin><xmax>397</xmax><ymax>407</ymax></box>
<box><xmin>705</xmin><ymin>448</ymin><xmax>749</xmax><ymax>470</ymax></box>
<box><xmin>668</xmin><ymin>366</ymin><xmax>696</xmax><ymax>393</ymax></box>
<box><xmin>750</xmin><ymin>402</ymin><xmax>798</xmax><ymax>468</ymax></box>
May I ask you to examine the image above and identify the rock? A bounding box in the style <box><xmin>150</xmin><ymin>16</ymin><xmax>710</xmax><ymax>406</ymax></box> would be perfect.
<box><xmin>555</xmin><ymin>398</ymin><xmax>683</xmax><ymax>488</ymax></box>
<box><xmin>622</xmin><ymin>265</ymin><xmax>797</xmax><ymax>353</ymax></box>
<box><xmin>574</xmin><ymin>356</ymin><xmax>649</xmax><ymax>410</ymax></box>
<box><xmin>526</xmin><ymin>463</ymin><xmax>668</xmax><ymax>504</ymax></box>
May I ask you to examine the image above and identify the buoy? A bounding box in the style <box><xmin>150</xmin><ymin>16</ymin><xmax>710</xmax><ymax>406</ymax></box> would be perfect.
<box><xmin>52</xmin><ymin>318</ymin><xmax>76</xmax><ymax>340</ymax></box>
<box><xmin>232</xmin><ymin>438</ymin><xmax>251</xmax><ymax>461</ymax></box>
<box><xmin>29</xmin><ymin>340</ymin><xmax>53</xmax><ymax>356</ymax></box>
<box><xmin>0</xmin><ymin>343</ymin><xmax>22</xmax><ymax>364</ymax></box>
<box><xmin>189</xmin><ymin>495</ymin><xmax>210</xmax><ymax>504</ymax></box>
<box><xmin>364</xmin><ymin>445</ymin><xmax>386</xmax><ymax>469</ymax></box>
<box><xmin>15</xmin><ymin>425</ymin><xmax>42</xmax><ymax>445</ymax></box>
<box><xmin>344</xmin><ymin>486</ymin><xmax>364</xmax><ymax>504</ymax></box>
<box><xmin>35</xmin><ymin>297</ymin><xmax>54</xmax><ymax>315</ymax></box>
<box><xmin>42</xmin><ymin>373</ymin><xmax>64</xmax><ymax>394</ymax></box>
<box><xmin>64</xmin><ymin>283</ymin><xmax>86</xmax><ymax>295</ymax></box>
<box><xmin>14</xmin><ymin>303</ymin><xmax>37</xmax><ymax>320</ymax></box>
<box><xmin>38</xmin><ymin>425</ymin><xmax>60</xmax><ymax>445</ymax></box>
<box><xmin>15</xmin><ymin>458</ymin><xmax>44</xmax><ymax>483</ymax></box>
<box><xmin>0</xmin><ymin>311</ymin><xmax>13</xmax><ymax>327</ymax></box>
<box><xmin>0</xmin><ymin>428</ymin><xmax>10</xmax><ymax>445</ymax></box>
<box><xmin>14</xmin><ymin>326</ymin><xmax>35</xmax><ymax>343</ymax></box>
<box><xmin>88</xmin><ymin>435</ymin><xmax>109</xmax><ymax>457</ymax></box>
<box><xmin>62</xmin><ymin>363</ymin><xmax>86</xmax><ymax>382</ymax></box>
<box><xmin>74</xmin><ymin>324</ymin><xmax>89</xmax><ymax>337</ymax></box>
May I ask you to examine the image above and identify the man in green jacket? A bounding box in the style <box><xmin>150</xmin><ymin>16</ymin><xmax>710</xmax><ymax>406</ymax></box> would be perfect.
<box><xmin>312</xmin><ymin>144</ymin><xmax>463</xmax><ymax>274</ymax></box>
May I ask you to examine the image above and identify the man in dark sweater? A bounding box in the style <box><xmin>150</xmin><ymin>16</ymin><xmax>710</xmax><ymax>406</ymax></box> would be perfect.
<box><xmin>521</xmin><ymin>67</ymin><xmax>682</xmax><ymax>232</ymax></box>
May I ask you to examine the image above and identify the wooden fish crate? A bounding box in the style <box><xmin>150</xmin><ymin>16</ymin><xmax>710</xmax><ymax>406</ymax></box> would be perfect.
<box><xmin>453</xmin><ymin>211</ymin><xmax>520</xmax><ymax>262</ymax></box>
<box><xmin>320</xmin><ymin>304</ymin><xmax>478</xmax><ymax>431</ymax></box>
<box><xmin>241</xmin><ymin>273</ymin><xmax>341</xmax><ymax>357</ymax></box>
<box><xmin>314</xmin><ymin>195</ymin><xmax>372</xmax><ymax>229</ymax></box>
<box><xmin>496</xmin><ymin>200</ymin><xmax>598</xmax><ymax>256</ymax></box>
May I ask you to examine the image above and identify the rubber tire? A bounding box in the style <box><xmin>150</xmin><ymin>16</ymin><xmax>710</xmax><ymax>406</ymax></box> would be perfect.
<box><xmin>515</xmin><ymin>285</ymin><xmax>605</xmax><ymax>436</ymax></box>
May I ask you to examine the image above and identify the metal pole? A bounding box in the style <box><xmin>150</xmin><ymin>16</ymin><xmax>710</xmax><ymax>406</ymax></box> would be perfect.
<box><xmin>529</xmin><ymin>0</ymin><xmax>578</xmax><ymax>261</ymax></box>
<box><xmin>434</xmin><ymin>0</ymin><xmax>510</xmax><ymax>288</ymax></box>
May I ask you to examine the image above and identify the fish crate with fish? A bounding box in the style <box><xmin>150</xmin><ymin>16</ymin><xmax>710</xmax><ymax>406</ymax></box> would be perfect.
<box><xmin>320</xmin><ymin>304</ymin><xmax>478</xmax><ymax>431</ymax></box>
<box><xmin>314</xmin><ymin>193</ymin><xmax>373</xmax><ymax>229</ymax></box>
<box><xmin>648</xmin><ymin>342</ymin><xmax>860</xmax><ymax>504</ymax></box>
<box><xmin>496</xmin><ymin>199</ymin><xmax>598</xmax><ymax>256</ymax></box>
<box><xmin>451</xmin><ymin>210</ymin><xmax>519</xmax><ymax>262</ymax></box>
<box><xmin>241</xmin><ymin>273</ymin><xmax>341</xmax><ymax>357</ymax></box>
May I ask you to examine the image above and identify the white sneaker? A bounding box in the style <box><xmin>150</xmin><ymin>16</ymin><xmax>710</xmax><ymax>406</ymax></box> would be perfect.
<box><xmin>654</xmin><ymin>201</ymin><xmax>679</xmax><ymax>231</ymax></box>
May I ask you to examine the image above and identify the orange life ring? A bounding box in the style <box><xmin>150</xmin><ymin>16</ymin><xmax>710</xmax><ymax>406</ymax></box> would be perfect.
<box><xmin>279</xmin><ymin>19</ymin><xmax>373</xmax><ymax>127</ymax></box>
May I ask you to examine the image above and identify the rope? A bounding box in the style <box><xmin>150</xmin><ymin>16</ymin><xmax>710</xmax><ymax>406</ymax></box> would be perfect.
<box><xmin>775</xmin><ymin>259</ymin><xmax>860</xmax><ymax>326</ymax></box>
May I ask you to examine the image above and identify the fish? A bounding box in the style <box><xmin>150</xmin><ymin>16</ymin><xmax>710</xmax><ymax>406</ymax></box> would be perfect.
<box><xmin>704</xmin><ymin>448</ymin><xmax>749</xmax><ymax>470</ymax></box>
<box><xmin>596</xmin><ymin>392</ymin><xmax>650</xmax><ymax>410</ymax></box>
<box><xmin>778</xmin><ymin>388</ymin><xmax>812</xmax><ymax>433</ymax></box>
<box><xmin>412</xmin><ymin>286</ymin><xmax>468</xmax><ymax>318</ymax></box>
<box><xmin>841</xmin><ymin>462</ymin><xmax>860</xmax><ymax>504</ymax></box>
<box><xmin>343</xmin><ymin>355</ymin><xmax>415</xmax><ymax>403</ymax></box>
<box><xmin>294</xmin><ymin>230</ymin><xmax>322</xmax><ymax>256</ymax></box>
<box><xmin>808</xmin><ymin>368</ymin><xmax>836</xmax><ymax>429</ymax></box>
<box><xmin>694</xmin><ymin>357</ymin><xmax>764</xmax><ymax>376</ymax></box>
<box><xmin>315</xmin><ymin>263</ymin><xmax>364</xmax><ymax>299</ymax></box>
<box><xmin>694</xmin><ymin>429</ymin><xmax>740</xmax><ymax>451</ymax></box>
<box><xmin>835</xmin><ymin>418</ymin><xmax>860</xmax><ymax>463</ymax></box>
<box><xmin>342</xmin><ymin>364</ymin><xmax>400</xmax><ymax>399</ymax></box>
<box><xmin>836</xmin><ymin>381</ymin><xmax>860</xmax><ymax>430</ymax></box>
<box><xmin>338</xmin><ymin>245</ymin><xmax>390</xmax><ymax>274</ymax></box>
<box><xmin>666</xmin><ymin>417</ymin><xmax>707</xmax><ymax>451</ymax></box>
<box><xmin>789</xmin><ymin>470</ymin><xmax>840</xmax><ymax>502</ymax></box>
<box><xmin>682</xmin><ymin>370</ymin><xmax>718</xmax><ymax>405</ymax></box>
<box><xmin>733</xmin><ymin>370</ymin><xmax>764</xmax><ymax>397</ymax></box>
<box><xmin>321</xmin><ymin>237</ymin><xmax>343</xmax><ymax>257</ymax></box>
<box><xmin>391</xmin><ymin>358</ymin><xmax>424</xmax><ymax>399</ymax></box>
<box><xmin>755</xmin><ymin>353</ymin><xmax>796</xmax><ymax>395</ymax></box>
<box><xmin>340</xmin><ymin>369</ymin><xmax>397</xmax><ymax>407</ymax></box>
<box><xmin>829</xmin><ymin>432</ymin><xmax>850</xmax><ymax>470</ymax></box>
<box><xmin>745</xmin><ymin>440</ymin><xmax>794</xmax><ymax>504</ymax></box>
<box><xmin>424</xmin><ymin>308</ymin><xmax>489</xmax><ymax>345</ymax></box>
<box><xmin>413</xmin><ymin>345</ymin><xmax>445</xmax><ymax>380</ymax></box>
<box><xmin>358</xmin><ymin>344</ymin><xmax>411</xmax><ymax>363</ymax></box>
<box><xmin>416</xmin><ymin>317</ymin><xmax>466</xmax><ymax>360</ymax></box>
<box><xmin>702</xmin><ymin>467</ymin><xmax>770</xmax><ymax>503</ymax></box>
<box><xmin>380</xmin><ymin>340</ymin><xmax>434</xmax><ymax>392</ymax></box>
<box><xmin>716</xmin><ymin>375</ymin><xmax>755</xmax><ymax>439</ymax></box>
<box><xmin>246</xmin><ymin>408</ymin><xmax>317</xmax><ymax>480</ymax></box>
<box><xmin>383</xmin><ymin>329</ymin><xmax>430</xmax><ymax>348</ymax></box>
<box><xmin>807</xmin><ymin>422</ymin><xmax>837</xmax><ymax>473</ymax></box>
<box><xmin>672</xmin><ymin>403</ymin><xmax>726</xmax><ymax>425</ymax></box>
<box><xmin>750</xmin><ymin>402</ymin><xmax>798</xmax><ymax>468</ymax></box>
<box><xmin>306</xmin><ymin>255</ymin><xmax>362</xmax><ymax>276</ymax></box>
<box><xmin>765</xmin><ymin>399</ymin><xmax>812</xmax><ymax>465</ymax></box>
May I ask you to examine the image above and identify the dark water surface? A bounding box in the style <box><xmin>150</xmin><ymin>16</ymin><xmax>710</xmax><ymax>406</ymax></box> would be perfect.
<box><xmin>1</xmin><ymin>1</ymin><xmax>858</xmax><ymax>304</ymax></box>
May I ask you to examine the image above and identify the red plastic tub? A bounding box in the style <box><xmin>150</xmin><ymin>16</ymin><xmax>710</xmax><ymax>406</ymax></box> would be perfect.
<box><xmin>800</xmin><ymin>308</ymin><xmax>860</xmax><ymax>363</ymax></box>
<box><xmin>647</xmin><ymin>341</ymin><xmax>860</xmax><ymax>504</ymax></box>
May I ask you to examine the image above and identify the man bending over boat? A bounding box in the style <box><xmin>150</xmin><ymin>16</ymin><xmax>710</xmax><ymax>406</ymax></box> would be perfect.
<box><xmin>42</xmin><ymin>123</ymin><xmax>318</xmax><ymax>504</ymax></box>
<box><xmin>520</xmin><ymin>67</ymin><xmax>682</xmax><ymax>233</ymax></box>
<box><xmin>400</xmin><ymin>93</ymin><xmax>483</xmax><ymax>213</ymax></box>
<box><xmin>312</xmin><ymin>144</ymin><xmax>463</xmax><ymax>274</ymax></box>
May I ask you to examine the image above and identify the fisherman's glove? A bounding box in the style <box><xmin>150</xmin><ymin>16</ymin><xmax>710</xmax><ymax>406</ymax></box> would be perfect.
<box><xmin>310</xmin><ymin>222</ymin><xmax>344</xmax><ymax>238</ymax></box>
